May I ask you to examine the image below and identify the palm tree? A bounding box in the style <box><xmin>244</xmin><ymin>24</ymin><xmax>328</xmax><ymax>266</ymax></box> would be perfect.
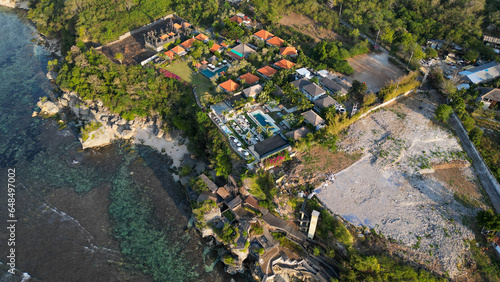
<box><xmin>263</xmin><ymin>124</ymin><xmax>273</xmax><ymax>137</ymax></box>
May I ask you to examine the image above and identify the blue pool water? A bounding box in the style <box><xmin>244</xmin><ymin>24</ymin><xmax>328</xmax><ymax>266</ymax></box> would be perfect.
<box><xmin>230</xmin><ymin>50</ymin><xmax>243</xmax><ymax>58</ymax></box>
<box><xmin>253</xmin><ymin>113</ymin><xmax>272</xmax><ymax>127</ymax></box>
<box><xmin>201</xmin><ymin>66</ymin><xmax>228</xmax><ymax>78</ymax></box>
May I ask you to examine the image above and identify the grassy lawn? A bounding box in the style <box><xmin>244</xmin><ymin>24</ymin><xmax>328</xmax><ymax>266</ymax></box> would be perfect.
<box><xmin>164</xmin><ymin>61</ymin><xmax>214</xmax><ymax>104</ymax></box>
<box><xmin>247</xmin><ymin>178</ymin><xmax>266</xmax><ymax>200</ymax></box>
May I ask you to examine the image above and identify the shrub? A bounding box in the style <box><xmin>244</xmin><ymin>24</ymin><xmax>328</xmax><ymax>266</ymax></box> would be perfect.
<box><xmin>434</xmin><ymin>104</ymin><xmax>453</xmax><ymax>122</ymax></box>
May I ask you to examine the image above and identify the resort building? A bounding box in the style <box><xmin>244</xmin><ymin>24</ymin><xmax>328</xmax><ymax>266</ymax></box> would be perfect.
<box><xmin>459</xmin><ymin>62</ymin><xmax>500</xmax><ymax>84</ymax></box>
<box><xmin>285</xmin><ymin>126</ymin><xmax>312</xmax><ymax>141</ymax></box>
<box><xmin>274</xmin><ymin>59</ymin><xmax>296</xmax><ymax>69</ymax></box>
<box><xmin>242</xmin><ymin>84</ymin><xmax>263</xmax><ymax>98</ymax></box>
<box><xmin>266</xmin><ymin>36</ymin><xmax>285</xmax><ymax>47</ymax></box>
<box><xmin>291</xmin><ymin>78</ymin><xmax>325</xmax><ymax>101</ymax></box>
<box><xmin>301</xmin><ymin>110</ymin><xmax>325</xmax><ymax>130</ymax></box>
<box><xmin>226</xmin><ymin>44</ymin><xmax>256</xmax><ymax>60</ymax></box>
<box><xmin>478</xmin><ymin>87</ymin><xmax>500</xmax><ymax>109</ymax></box>
<box><xmin>180</xmin><ymin>37</ymin><xmax>196</xmax><ymax>50</ymax></box>
<box><xmin>303</xmin><ymin>83</ymin><xmax>326</xmax><ymax>101</ymax></box>
<box><xmin>296</xmin><ymin>68</ymin><xmax>312</xmax><ymax>79</ymax></box>
<box><xmin>218</xmin><ymin>79</ymin><xmax>240</xmax><ymax>93</ymax></box>
<box><xmin>210</xmin><ymin>43</ymin><xmax>223</xmax><ymax>53</ymax></box>
<box><xmin>252</xmin><ymin>135</ymin><xmax>290</xmax><ymax>160</ymax></box>
<box><xmin>171</xmin><ymin>45</ymin><xmax>187</xmax><ymax>56</ymax></box>
<box><xmin>279</xmin><ymin>47</ymin><xmax>298</xmax><ymax>57</ymax></box>
<box><xmin>254</xmin><ymin>30</ymin><xmax>274</xmax><ymax>41</ymax></box>
<box><xmin>200</xmin><ymin>174</ymin><xmax>219</xmax><ymax>193</ymax></box>
<box><xmin>257</xmin><ymin>65</ymin><xmax>278</xmax><ymax>79</ymax></box>
<box><xmin>229</xmin><ymin>13</ymin><xmax>252</xmax><ymax>27</ymax></box>
<box><xmin>319</xmin><ymin>77</ymin><xmax>348</xmax><ymax>96</ymax></box>
<box><xmin>195</xmin><ymin>33</ymin><xmax>209</xmax><ymax>43</ymax></box>
<box><xmin>164</xmin><ymin>50</ymin><xmax>175</xmax><ymax>60</ymax></box>
<box><xmin>238</xmin><ymin>72</ymin><xmax>260</xmax><ymax>85</ymax></box>
<box><xmin>313</xmin><ymin>96</ymin><xmax>338</xmax><ymax>111</ymax></box>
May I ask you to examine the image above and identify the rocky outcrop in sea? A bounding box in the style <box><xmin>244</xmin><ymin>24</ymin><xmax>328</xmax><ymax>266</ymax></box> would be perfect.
<box><xmin>35</xmin><ymin>90</ymin><xmax>171</xmax><ymax>149</ymax></box>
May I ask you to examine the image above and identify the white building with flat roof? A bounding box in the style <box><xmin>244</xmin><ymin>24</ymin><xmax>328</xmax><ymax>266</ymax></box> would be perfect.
<box><xmin>308</xmin><ymin>210</ymin><xmax>320</xmax><ymax>239</ymax></box>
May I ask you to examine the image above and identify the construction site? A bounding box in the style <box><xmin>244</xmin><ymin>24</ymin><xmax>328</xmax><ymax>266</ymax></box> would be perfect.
<box><xmin>315</xmin><ymin>92</ymin><xmax>488</xmax><ymax>278</ymax></box>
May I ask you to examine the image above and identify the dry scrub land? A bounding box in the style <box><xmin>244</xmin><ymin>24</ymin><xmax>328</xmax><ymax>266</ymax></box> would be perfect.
<box><xmin>279</xmin><ymin>12</ymin><xmax>339</xmax><ymax>43</ymax></box>
<box><xmin>316</xmin><ymin>93</ymin><xmax>489</xmax><ymax>277</ymax></box>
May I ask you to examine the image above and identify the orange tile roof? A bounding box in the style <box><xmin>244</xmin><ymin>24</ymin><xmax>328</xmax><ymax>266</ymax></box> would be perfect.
<box><xmin>210</xmin><ymin>43</ymin><xmax>221</xmax><ymax>53</ymax></box>
<box><xmin>221</xmin><ymin>42</ymin><xmax>228</xmax><ymax>48</ymax></box>
<box><xmin>238</xmin><ymin>72</ymin><xmax>260</xmax><ymax>84</ymax></box>
<box><xmin>229</xmin><ymin>15</ymin><xmax>243</xmax><ymax>24</ymax></box>
<box><xmin>195</xmin><ymin>63</ymin><xmax>202</xmax><ymax>68</ymax></box>
<box><xmin>257</xmin><ymin>65</ymin><xmax>278</xmax><ymax>77</ymax></box>
<box><xmin>280</xmin><ymin>47</ymin><xmax>297</xmax><ymax>56</ymax></box>
<box><xmin>174</xmin><ymin>23</ymin><xmax>182</xmax><ymax>30</ymax></box>
<box><xmin>195</xmin><ymin>33</ymin><xmax>209</xmax><ymax>41</ymax></box>
<box><xmin>219</xmin><ymin>79</ymin><xmax>240</xmax><ymax>92</ymax></box>
<box><xmin>266</xmin><ymin>36</ymin><xmax>284</xmax><ymax>47</ymax></box>
<box><xmin>182</xmin><ymin>22</ymin><xmax>191</xmax><ymax>28</ymax></box>
<box><xmin>254</xmin><ymin>30</ymin><xmax>274</xmax><ymax>40</ymax></box>
<box><xmin>274</xmin><ymin>59</ymin><xmax>296</xmax><ymax>69</ymax></box>
<box><xmin>181</xmin><ymin>37</ymin><xmax>196</xmax><ymax>49</ymax></box>
<box><xmin>164</xmin><ymin>50</ymin><xmax>174</xmax><ymax>59</ymax></box>
<box><xmin>168</xmin><ymin>32</ymin><xmax>176</xmax><ymax>36</ymax></box>
<box><xmin>160</xmin><ymin>34</ymin><xmax>169</xmax><ymax>40</ymax></box>
<box><xmin>171</xmin><ymin>45</ymin><xmax>186</xmax><ymax>54</ymax></box>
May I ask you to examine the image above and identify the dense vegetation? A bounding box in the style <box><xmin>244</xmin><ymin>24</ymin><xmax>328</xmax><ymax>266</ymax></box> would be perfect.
<box><xmin>432</xmin><ymin>70</ymin><xmax>500</xmax><ymax>182</ymax></box>
<box><xmin>57</xmin><ymin>46</ymin><xmax>233</xmax><ymax>177</ymax></box>
<box><xmin>341</xmin><ymin>0</ymin><xmax>497</xmax><ymax>61</ymax></box>
<box><xmin>339</xmin><ymin>253</ymin><xmax>446</xmax><ymax>281</ymax></box>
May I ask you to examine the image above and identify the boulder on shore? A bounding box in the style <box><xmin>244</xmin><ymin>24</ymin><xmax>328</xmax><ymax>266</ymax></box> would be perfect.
<box><xmin>37</xmin><ymin>100</ymin><xmax>59</xmax><ymax>117</ymax></box>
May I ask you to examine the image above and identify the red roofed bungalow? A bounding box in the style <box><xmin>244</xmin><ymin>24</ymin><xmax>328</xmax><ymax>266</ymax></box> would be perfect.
<box><xmin>229</xmin><ymin>15</ymin><xmax>243</xmax><ymax>24</ymax></box>
<box><xmin>274</xmin><ymin>59</ymin><xmax>296</xmax><ymax>69</ymax></box>
<box><xmin>254</xmin><ymin>30</ymin><xmax>274</xmax><ymax>41</ymax></box>
<box><xmin>280</xmin><ymin>46</ymin><xmax>298</xmax><ymax>57</ymax></box>
<box><xmin>238</xmin><ymin>72</ymin><xmax>260</xmax><ymax>85</ymax></box>
<box><xmin>266</xmin><ymin>36</ymin><xmax>284</xmax><ymax>47</ymax></box>
<box><xmin>171</xmin><ymin>45</ymin><xmax>187</xmax><ymax>56</ymax></box>
<box><xmin>244</xmin><ymin>196</ymin><xmax>260</xmax><ymax>210</ymax></box>
<box><xmin>195</xmin><ymin>33</ymin><xmax>209</xmax><ymax>42</ymax></box>
<box><xmin>181</xmin><ymin>37</ymin><xmax>196</xmax><ymax>50</ymax></box>
<box><xmin>257</xmin><ymin>65</ymin><xmax>278</xmax><ymax>79</ymax></box>
<box><xmin>210</xmin><ymin>43</ymin><xmax>222</xmax><ymax>53</ymax></box>
<box><xmin>201</xmin><ymin>60</ymin><xmax>208</xmax><ymax>64</ymax></box>
<box><xmin>218</xmin><ymin>79</ymin><xmax>240</xmax><ymax>93</ymax></box>
<box><xmin>164</xmin><ymin>50</ymin><xmax>175</xmax><ymax>60</ymax></box>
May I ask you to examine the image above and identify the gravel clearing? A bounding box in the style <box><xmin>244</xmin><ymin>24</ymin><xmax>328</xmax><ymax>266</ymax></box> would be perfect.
<box><xmin>315</xmin><ymin>93</ymin><xmax>481</xmax><ymax>277</ymax></box>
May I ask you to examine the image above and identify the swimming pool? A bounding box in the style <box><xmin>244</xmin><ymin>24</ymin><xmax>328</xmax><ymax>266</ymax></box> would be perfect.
<box><xmin>253</xmin><ymin>113</ymin><xmax>271</xmax><ymax>127</ymax></box>
<box><xmin>230</xmin><ymin>50</ymin><xmax>243</xmax><ymax>58</ymax></box>
<box><xmin>201</xmin><ymin>66</ymin><xmax>228</xmax><ymax>78</ymax></box>
<box><xmin>250</xmin><ymin>111</ymin><xmax>279</xmax><ymax>133</ymax></box>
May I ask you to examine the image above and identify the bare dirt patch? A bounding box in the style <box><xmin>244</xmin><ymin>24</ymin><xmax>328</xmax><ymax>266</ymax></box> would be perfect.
<box><xmin>432</xmin><ymin>161</ymin><xmax>486</xmax><ymax>207</ymax></box>
<box><xmin>315</xmin><ymin>93</ymin><xmax>484</xmax><ymax>278</ymax></box>
<box><xmin>344</xmin><ymin>52</ymin><xmax>406</xmax><ymax>92</ymax></box>
<box><xmin>279</xmin><ymin>13</ymin><xmax>339</xmax><ymax>43</ymax></box>
<box><xmin>288</xmin><ymin>146</ymin><xmax>361</xmax><ymax>186</ymax></box>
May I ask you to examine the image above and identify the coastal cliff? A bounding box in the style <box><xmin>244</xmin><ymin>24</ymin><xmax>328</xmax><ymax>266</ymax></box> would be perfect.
<box><xmin>0</xmin><ymin>0</ymin><xmax>29</xmax><ymax>9</ymax></box>
<box><xmin>35</xmin><ymin>90</ymin><xmax>172</xmax><ymax>150</ymax></box>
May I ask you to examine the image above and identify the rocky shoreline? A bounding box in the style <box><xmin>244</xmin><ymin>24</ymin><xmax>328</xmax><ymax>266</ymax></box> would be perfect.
<box><xmin>0</xmin><ymin>0</ymin><xmax>29</xmax><ymax>9</ymax></box>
